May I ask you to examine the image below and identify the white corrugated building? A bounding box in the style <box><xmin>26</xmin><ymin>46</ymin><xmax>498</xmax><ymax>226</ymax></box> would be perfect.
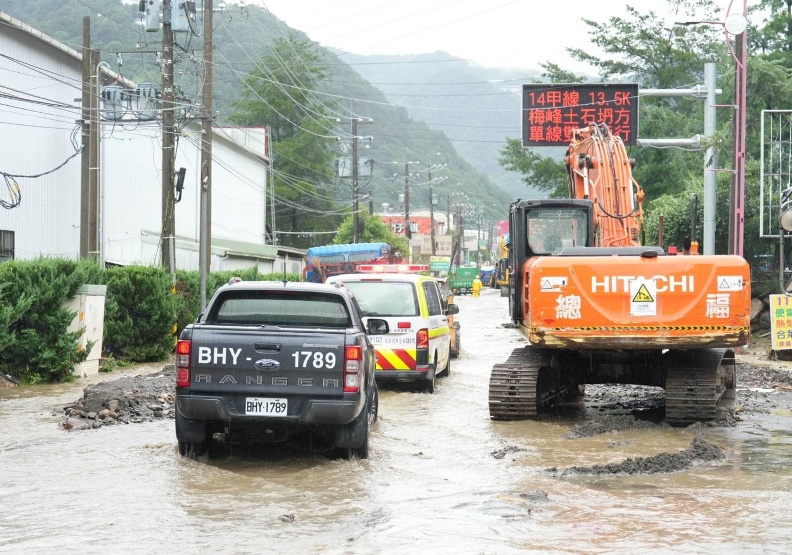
<box><xmin>0</xmin><ymin>11</ymin><xmax>303</xmax><ymax>274</ymax></box>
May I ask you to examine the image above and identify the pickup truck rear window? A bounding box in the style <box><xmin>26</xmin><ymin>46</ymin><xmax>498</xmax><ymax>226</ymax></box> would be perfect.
<box><xmin>209</xmin><ymin>290</ymin><xmax>351</xmax><ymax>327</ymax></box>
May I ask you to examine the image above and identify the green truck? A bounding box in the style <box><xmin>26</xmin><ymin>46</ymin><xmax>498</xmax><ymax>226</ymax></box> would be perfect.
<box><xmin>448</xmin><ymin>264</ymin><xmax>479</xmax><ymax>295</ymax></box>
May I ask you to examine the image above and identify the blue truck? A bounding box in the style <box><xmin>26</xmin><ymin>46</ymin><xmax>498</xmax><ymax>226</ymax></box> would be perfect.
<box><xmin>303</xmin><ymin>242</ymin><xmax>393</xmax><ymax>282</ymax></box>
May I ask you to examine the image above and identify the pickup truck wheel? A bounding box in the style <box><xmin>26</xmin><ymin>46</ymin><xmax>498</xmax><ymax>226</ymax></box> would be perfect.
<box><xmin>369</xmin><ymin>382</ymin><xmax>379</xmax><ymax>424</ymax></box>
<box><xmin>335</xmin><ymin>386</ymin><xmax>375</xmax><ymax>460</ymax></box>
<box><xmin>175</xmin><ymin>410</ymin><xmax>208</xmax><ymax>459</ymax></box>
<box><xmin>349</xmin><ymin>433</ymin><xmax>369</xmax><ymax>460</ymax></box>
<box><xmin>350</xmin><ymin>386</ymin><xmax>377</xmax><ymax>458</ymax></box>
<box><xmin>178</xmin><ymin>440</ymin><xmax>208</xmax><ymax>460</ymax></box>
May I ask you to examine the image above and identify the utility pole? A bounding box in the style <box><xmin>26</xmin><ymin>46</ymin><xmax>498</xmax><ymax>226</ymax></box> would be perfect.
<box><xmin>89</xmin><ymin>46</ymin><xmax>100</xmax><ymax>263</ymax></box>
<box><xmin>428</xmin><ymin>164</ymin><xmax>436</xmax><ymax>255</ymax></box>
<box><xmin>198</xmin><ymin>0</ymin><xmax>213</xmax><ymax>310</ymax></box>
<box><xmin>268</xmin><ymin>127</ymin><xmax>275</xmax><ymax>245</ymax></box>
<box><xmin>337</xmin><ymin>117</ymin><xmax>372</xmax><ymax>243</ymax></box>
<box><xmin>447</xmin><ymin>182</ymin><xmax>455</xmax><ymax>238</ymax></box>
<box><xmin>404</xmin><ymin>162</ymin><xmax>411</xmax><ymax>240</ymax></box>
<box><xmin>161</xmin><ymin>0</ymin><xmax>176</xmax><ymax>273</ymax></box>
<box><xmin>80</xmin><ymin>17</ymin><xmax>100</xmax><ymax>265</ymax></box>
<box><xmin>426</xmin><ymin>157</ymin><xmax>445</xmax><ymax>256</ymax></box>
<box><xmin>477</xmin><ymin>216</ymin><xmax>482</xmax><ymax>266</ymax></box>
<box><xmin>729</xmin><ymin>22</ymin><xmax>748</xmax><ymax>257</ymax></box>
<box><xmin>80</xmin><ymin>16</ymin><xmax>94</xmax><ymax>259</ymax></box>
<box><xmin>703</xmin><ymin>63</ymin><xmax>717</xmax><ymax>255</ymax></box>
<box><xmin>352</xmin><ymin>118</ymin><xmax>359</xmax><ymax>243</ymax></box>
<box><xmin>456</xmin><ymin>205</ymin><xmax>464</xmax><ymax>266</ymax></box>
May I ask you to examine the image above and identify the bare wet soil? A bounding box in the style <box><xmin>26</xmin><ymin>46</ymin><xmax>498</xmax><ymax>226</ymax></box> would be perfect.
<box><xmin>541</xmin><ymin>349</ymin><xmax>792</xmax><ymax>474</ymax></box>
<box><xmin>54</xmin><ymin>335</ymin><xmax>792</xmax><ymax>477</ymax></box>
<box><xmin>5</xmin><ymin>290</ymin><xmax>792</xmax><ymax>554</ymax></box>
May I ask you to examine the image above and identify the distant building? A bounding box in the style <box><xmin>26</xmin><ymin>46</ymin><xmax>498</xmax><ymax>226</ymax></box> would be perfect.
<box><xmin>374</xmin><ymin>210</ymin><xmax>452</xmax><ymax>260</ymax></box>
<box><xmin>0</xmin><ymin>11</ymin><xmax>302</xmax><ymax>274</ymax></box>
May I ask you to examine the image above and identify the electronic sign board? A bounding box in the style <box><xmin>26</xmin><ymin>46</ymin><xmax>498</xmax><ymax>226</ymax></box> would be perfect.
<box><xmin>521</xmin><ymin>83</ymin><xmax>639</xmax><ymax>147</ymax></box>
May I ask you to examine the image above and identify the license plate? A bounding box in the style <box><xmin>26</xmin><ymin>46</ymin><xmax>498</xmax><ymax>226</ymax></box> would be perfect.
<box><xmin>245</xmin><ymin>397</ymin><xmax>287</xmax><ymax>416</ymax></box>
<box><xmin>372</xmin><ymin>335</ymin><xmax>415</xmax><ymax>346</ymax></box>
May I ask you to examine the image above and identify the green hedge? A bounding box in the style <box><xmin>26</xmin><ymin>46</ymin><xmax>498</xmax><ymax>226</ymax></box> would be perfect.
<box><xmin>102</xmin><ymin>265</ymin><xmax>178</xmax><ymax>362</ymax></box>
<box><xmin>0</xmin><ymin>259</ymin><xmax>302</xmax><ymax>384</ymax></box>
<box><xmin>0</xmin><ymin>259</ymin><xmax>103</xmax><ymax>384</ymax></box>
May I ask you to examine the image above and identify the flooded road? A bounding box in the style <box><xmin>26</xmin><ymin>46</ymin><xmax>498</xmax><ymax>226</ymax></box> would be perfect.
<box><xmin>2</xmin><ymin>288</ymin><xmax>792</xmax><ymax>554</ymax></box>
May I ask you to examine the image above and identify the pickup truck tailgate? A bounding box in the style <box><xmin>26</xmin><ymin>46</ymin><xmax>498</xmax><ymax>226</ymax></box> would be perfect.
<box><xmin>188</xmin><ymin>326</ymin><xmax>347</xmax><ymax>397</ymax></box>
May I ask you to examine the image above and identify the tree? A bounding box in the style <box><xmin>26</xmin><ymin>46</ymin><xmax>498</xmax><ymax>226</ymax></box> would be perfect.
<box><xmin>497</xmin><ymin>2</ymin><xmax>725</xmax><ymax>202</ymax></box>
<box><xmin>498</xmin><ymin>139</ymin><xmax>566</xmax><ymax>198</ymax></box>
<box><xmin>565</xmin><ymin>0</ymin><xmax>727</xmax><ymax>199</ymax></box>
<box><xmin>568</xmin><ymin>0</ymin><xmax>722</xmax><ymax>88</ymax></box>
<box><xmin>538</xmin><ymin>62</ymin><xmax>585</xmax><ymax>84</ymax></box>
<box><xmin>751</xmin><ymin>0</ymin><xmax>792</xmax><ymax>61</ymax></box>
<box><xmin>229</xmin><ymin>35</ymin><xmax>342</xmax><ymax>248</ymax></box>
<box><xmin>496</xmin><ymin>0</ymin><xmax>791</xmax><ymax>265</ymax></box>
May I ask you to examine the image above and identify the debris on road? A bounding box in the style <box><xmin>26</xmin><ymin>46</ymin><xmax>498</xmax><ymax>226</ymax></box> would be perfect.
<box><xmin>58</xmin><ymin>365</ymin><xmax>175</xmax><ymax>431</ymax></box>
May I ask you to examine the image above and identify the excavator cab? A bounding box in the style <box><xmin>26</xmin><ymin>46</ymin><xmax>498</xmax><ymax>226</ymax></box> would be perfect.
<box><xmin>508</xmin><ymin>199</ymin><xmax>595</xmax><ymax>322</ymax></box>
<box><xmin>521</xmin><ymin>200</ymin><xmax>593</xmax><ymax>257</ymax></box>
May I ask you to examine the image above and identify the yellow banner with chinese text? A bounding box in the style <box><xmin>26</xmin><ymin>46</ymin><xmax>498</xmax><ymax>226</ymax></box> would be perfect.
<box><xmin>770</xmin><ymin>294</ymin><xmax>792</xmax><ymax>351</ymax></box>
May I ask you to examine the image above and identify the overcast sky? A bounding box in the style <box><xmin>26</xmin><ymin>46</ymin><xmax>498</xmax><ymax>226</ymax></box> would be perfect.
<box><xmin>233</xmin><ymin>0</ymin><xmax>751</xmax><ymax>72</ymax></box>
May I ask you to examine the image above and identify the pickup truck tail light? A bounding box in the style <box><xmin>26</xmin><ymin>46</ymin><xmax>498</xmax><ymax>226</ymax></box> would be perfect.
<box><xmin>176</xmin><ymin>339</ymin><xmax>191</xmax><ymax>388</ymax></box>
<box><xmin>344</xmin><ymin>345</ymin><xmax>362</xmax><ymax>392</ymax></box>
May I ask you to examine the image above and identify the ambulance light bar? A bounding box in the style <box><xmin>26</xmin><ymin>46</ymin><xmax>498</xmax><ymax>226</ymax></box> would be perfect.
<box><xmin>356</xmin><ymin>264</ymin><xmax>429</xmax><ymax>273</ymax></box>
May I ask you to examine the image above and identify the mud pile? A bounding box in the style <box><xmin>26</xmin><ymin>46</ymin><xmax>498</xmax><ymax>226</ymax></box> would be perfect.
<box><xmin>736</xmin><ymin>362</ymin><xmax>792</xmax><ymax>414</ymax></box>
<box><xmin>58</xmin><ymin>365</ymin><xmax>175</xmax><ymax>431</ymax></box>
<box><xmin>550</xmin><ymin>437</ymin><xmax>726</xmax><ymax>475</ymax></box>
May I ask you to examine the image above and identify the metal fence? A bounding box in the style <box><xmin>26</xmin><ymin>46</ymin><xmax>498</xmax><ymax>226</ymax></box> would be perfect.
<box><xmin>760</xmin><ymin>110</ymin><xmax>792</xmax><ymax>237</ymax></box>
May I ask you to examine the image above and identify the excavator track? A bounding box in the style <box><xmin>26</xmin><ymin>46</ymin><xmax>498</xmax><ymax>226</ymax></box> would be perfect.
<box><xmin>664</xmin><ymin>348</ymin><xmax>735</xmax><ymax>426</ymax></box>
<box><xmin>488</xmin><ymin>347</ymin><xmax>569</xmax><ymax>420</ymax></box>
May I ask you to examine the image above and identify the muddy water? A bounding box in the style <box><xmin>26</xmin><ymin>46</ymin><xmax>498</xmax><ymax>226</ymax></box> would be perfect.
<box><xmin>2</xmin><ymin>289</ymin><xmax>792</xmax><ymax>554</ymax></box>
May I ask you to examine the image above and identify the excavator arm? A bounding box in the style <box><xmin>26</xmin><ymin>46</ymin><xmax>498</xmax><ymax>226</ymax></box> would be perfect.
<box><xmin>565</xmin><ymin>122</ymin><xmax>645</xmax><ymax>247</ymax></box>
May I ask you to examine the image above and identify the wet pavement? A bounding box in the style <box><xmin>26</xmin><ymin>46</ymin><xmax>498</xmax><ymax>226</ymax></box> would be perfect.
<box><xmin>2</xmin><ymin>287</ymin><xmax>792</xmax><ymax>554</ymax></box>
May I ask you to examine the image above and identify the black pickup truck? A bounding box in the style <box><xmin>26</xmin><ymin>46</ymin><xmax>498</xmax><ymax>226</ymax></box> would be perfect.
<box><xmin>174</xmin><ymin>279</ymin><xmax>388</xmax><ymax>459</ymax></box>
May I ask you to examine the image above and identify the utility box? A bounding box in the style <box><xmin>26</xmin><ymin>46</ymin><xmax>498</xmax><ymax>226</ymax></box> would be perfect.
<box><xmin>65</xmin><ymin>285</ymin><xmax>107</xmax><ymax>376</ymax></box>
<box><xmin>142</xmin><ymin>0</ymin><xmax>161</xmax><ymax>32</ymax></box>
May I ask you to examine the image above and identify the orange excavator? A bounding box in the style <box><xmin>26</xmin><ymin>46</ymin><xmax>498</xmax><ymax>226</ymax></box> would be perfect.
<box><xmin>488</xmin><ymin>123</ymin><xmax>751</xmax><ymax>425</ymax></box>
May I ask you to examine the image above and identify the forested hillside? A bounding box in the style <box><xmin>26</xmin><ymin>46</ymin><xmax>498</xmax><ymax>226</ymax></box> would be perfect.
<box><xmin>341</xmin><ymin>51</ymin><xmax>545</xmax><ymax>199</ymax></box>
<box><xmin>0</xmin><ymin>0</ymin><xmax>515</xmax><ymax>232</ymax></box>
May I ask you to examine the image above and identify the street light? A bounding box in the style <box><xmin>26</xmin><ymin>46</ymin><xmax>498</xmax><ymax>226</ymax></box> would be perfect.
<box><xmin>677</xmin><ymin>2</ymin><xmax>748</xmax><ymax>256</ymax></box>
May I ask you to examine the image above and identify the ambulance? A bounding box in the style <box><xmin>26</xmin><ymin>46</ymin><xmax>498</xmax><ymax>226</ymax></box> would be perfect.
<box><xmin>326</xmin><ymin>265</ymin><xmax>459</xmax><ymax>393</ymax></box>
